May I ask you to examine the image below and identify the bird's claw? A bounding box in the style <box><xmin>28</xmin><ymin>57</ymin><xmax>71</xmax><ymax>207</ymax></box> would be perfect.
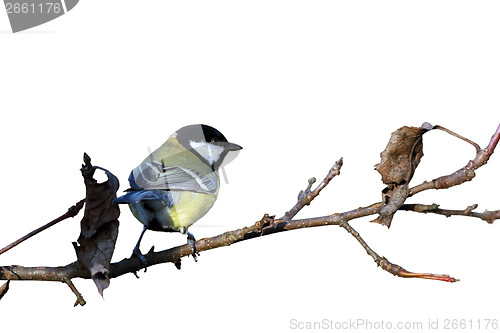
<box><xmin>186</xmin><ymin>232</ymin><xmax>198</xmax><ymax>262</ymax></box>
<box><xmin>131</xmin><ymin>247</ymin><xmax>148</xmax><ymax>274</ymax></box>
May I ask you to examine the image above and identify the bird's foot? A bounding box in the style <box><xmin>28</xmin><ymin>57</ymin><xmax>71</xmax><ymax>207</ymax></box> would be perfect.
<box><xmin>186</xmin><ymin>232</ymin><xmax>198</xmax><ymax>262</ymax></box>
<box><xmin>131</xmin><ymin>246</ymin><xmax>148</xmax><ymax>275</ymax></box>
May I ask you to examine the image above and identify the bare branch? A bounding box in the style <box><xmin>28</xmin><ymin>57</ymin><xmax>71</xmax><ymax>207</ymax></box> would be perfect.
<box><xmin>0</xmin><ymin>202</ymin><xmax>383</xmax><ymax>284</ymax></box>
<box><xmin>0</xmin><ymin>199</ymin><xmax>86</xmax><ymax>256</ymax></box>
<box><xmin>0</xmin><ymin>280</ymin><xmax>9</xmax><ymax>300</ymax></box>
<box><xmin>409</xmin><ymin>123</ymin><xmax>500</xmax><ymax>196</ymax></box>
<box><xmin>0</xmin><ymin>262</ymin><xmax>89</xmax><ymax>281</ymax></box>
<box><xmin>433</xmin><ymin>125</ymin><xmax>481</xmax><ymax>152</ymax></box>
<box><xmin>63</xmin><ymin>277</ymin><xmax>86</xmax><ymax>307</ymax></box>
<box><xmin>400</xmin><ymin>203</ymin><xmax>500</xmax><ymax>224</ymax></box>
<box><xmin>281</xmin><ymin>157</ymin><xmax>343</xmax><ymax>220</ymax></box>
<box><xmin>485</xmin><ymin>123</ymin><xmax>500</xmax><ymax>154</ymax></box>
<box><xmin>0</xmin><ymin>123</ymin><xmax>498</xmax><ymax>305</ymax></box>
<box><xmin>339</xmin><ymin>221</ymin><xmax>458</xmax><ymax>282</ymax></box>
<box><xmin>376</xmin><ymin>257</ymin><xmax>458</xmax><ymax>282</ymax></box>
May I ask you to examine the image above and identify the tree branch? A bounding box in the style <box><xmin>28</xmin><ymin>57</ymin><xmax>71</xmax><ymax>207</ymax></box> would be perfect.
<box><xmin>1</xmin><ymin>123</ymin><xmax>499</xmax><ymax>305</ymax></box>
<box><xmin>339</xmin><ymin>221</ymin><xmax>458</xmax><ymax>282</ymax></box>
<box><xmin>63</xmin><ymin>276</ymin><xmax>86</xmax><ymax>307</ymax></box>
<box><xmin>0</xmin><ymin>199</ymin><xmax>86</xmax><ymax>256</ymax></box>
<box><xmin>400</xmin><ymin>203</ymin><xmax>500</xmax><ymax>224</ymax></box>
<box><xmin>281</xmin><ymin>158</ymin><xmax>343</xmax><ymax>220</ymax></box>
<box><xmin>433</xmin><ymin>125</ymin><xmax>481</xmax><ymax>153</ymax></box>
<box><xmin>409</xmin><ymin>123</ymin><xmax>500</xmax><ymax>196</ymax></box>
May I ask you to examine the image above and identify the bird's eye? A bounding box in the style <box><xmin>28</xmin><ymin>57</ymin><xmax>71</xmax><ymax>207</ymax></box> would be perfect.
<box><xmin>211</xmin><ymin>138</ymin><xmax>219</xmax><ymax>143</ymax></box>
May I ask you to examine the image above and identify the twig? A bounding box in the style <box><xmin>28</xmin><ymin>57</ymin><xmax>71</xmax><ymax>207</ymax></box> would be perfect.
<box><xmin>281</xmin><ymin>158</ymin><xmax>343</xmax><ymax>220</ymax></box>
<box><xmin>63</xmin><ymin>277</ymin><xmax>86</xmax><ymax>307</ymax></box>
<box><xmin>409</xmin><ymin>124</ymin><xmax>500</xmax><ymax>196</ymax></box>
<box><xmin>0</xmin><ymin>280</ymin><xmax>10</xmax><ymax>300</ymax></box>
<box><xmin>485</xmin><ymin>123</ymin><xmax>500</xmax><ymax>153</ymax></box>
<box><xmin>376</xmin><ymin>257</ymin><xmax>458</xmax><ymax>282</ymax></box>
<box><xmin>433</xmin><ymin>125</ymin><xmax>481</xmax><ymax>152</ymax></box>
<box><xmin>0</xmin><ymin>199</ymin><xmax>86</xmax><ymax>256</ymax></box>
<box><xmin>0</xmin><ymin>267</ymin><xmax>10</xmax><ymax>300</ymax></box>
<box><xmin>340</xmin><ymin>221</ymin><xmax>380</xmax><ymax>261</ymax></box>
<box><xmin>400</xmin><ymin>203</ymin><xmax>500</xmax><ymax>224</ymax></box>
<box><xmin>339</xmin><ymin>220</ymin><xmax>458</xmax><ymax>282</ymax></box>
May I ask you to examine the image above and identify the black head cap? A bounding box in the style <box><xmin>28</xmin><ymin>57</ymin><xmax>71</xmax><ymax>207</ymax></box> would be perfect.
<box><xmin>176</xmin><ymin>124</ymin><xmax>228</xmax><ymax>144</ymax></box>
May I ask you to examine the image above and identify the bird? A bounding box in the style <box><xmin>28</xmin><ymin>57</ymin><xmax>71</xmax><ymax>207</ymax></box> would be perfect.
<box><xmin>113</xmin><ymin>124</ymin><xmax>242</xmax><ymax>266</ymax></box>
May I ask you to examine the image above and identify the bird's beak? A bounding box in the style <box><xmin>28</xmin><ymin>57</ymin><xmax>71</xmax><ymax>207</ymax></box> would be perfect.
<box><xmin>226</xmin><ymin>142</ymin><xmax>243</xmax><ymax>151</ymax></box>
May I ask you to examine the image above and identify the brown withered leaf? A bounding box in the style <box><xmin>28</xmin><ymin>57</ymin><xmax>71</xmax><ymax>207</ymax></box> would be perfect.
<box><xmin>0</xmin><ymin>280</ymin><xmax>10</xmax><ymax>301</ymax></box>
<box><xmin>74</xmin><ymin>220</ymin><xmax>118</xmax><ymax>296</ymax></box>
<box><xmin>73</xmin><ymin>153</ymin><xmax>120</xmax><ymax>297</ymax></box>
<box><xmin>80</xmin><ymin>153</ymin><xmax>120</xmax><ymax>238</ymax></box>
<box><xmin>373</xmin><ymin>183</ymin><xmax>410</xmax><ymax>227</ymax></box>
<box><xmin>372</xmin><ymin>123</ymin><xmax>434</xmax><ymax>227</ymax></box>
<box><xmin>375</xmin><ymin>122</ymin><xmax>433</xmax><ymax>185</ymax></box>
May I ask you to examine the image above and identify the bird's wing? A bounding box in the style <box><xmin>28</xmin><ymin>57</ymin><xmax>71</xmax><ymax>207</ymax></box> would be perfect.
<box><xmin>113</xmin><ymin>188</ymin><xmax>177</xmax><ymax>205</ymax></box>
<box><xmin>128</xmin><ymin>161</ymin><xmax>217</xmax><ymax>194</ymax></box>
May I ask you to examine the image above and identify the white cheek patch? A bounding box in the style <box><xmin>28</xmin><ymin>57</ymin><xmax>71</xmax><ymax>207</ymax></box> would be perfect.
<box><xmin>189</xmin><ymin>141</ymin><xmax>211</xmax><ymax>162</ymax></box>
<box><xmin>208</xmin><ymin>144</ymin><xmax>224</xmax><ymax>162</ymax></box>
<box><xmin>189</xmin><ymin>141</ymin><xmax>224</xmax><ymax>166</ymax></box>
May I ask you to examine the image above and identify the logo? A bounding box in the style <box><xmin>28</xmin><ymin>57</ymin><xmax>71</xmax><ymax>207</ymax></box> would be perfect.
<box><xmin>4</xmin><ymin>0</ymin><xmax>78</xmax><ymax>33</ymax></box>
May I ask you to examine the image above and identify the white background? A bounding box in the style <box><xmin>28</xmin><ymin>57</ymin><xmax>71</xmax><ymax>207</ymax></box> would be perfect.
<box><xmin>1</xmin><ymin>1</ymin><xmax>499</xmax><ymax>332</ymax></box>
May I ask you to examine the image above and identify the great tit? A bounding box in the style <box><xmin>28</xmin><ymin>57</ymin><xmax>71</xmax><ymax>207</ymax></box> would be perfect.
<box><xmin>114</xmin><ymin>124</ymin><xmax>242</xmax><ymax>265</ymax></box>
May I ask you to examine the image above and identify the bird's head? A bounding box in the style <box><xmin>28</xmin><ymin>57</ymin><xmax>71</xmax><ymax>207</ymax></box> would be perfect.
<box><xmin>175</xmin><ymin>124</ymin><xmax>243</xmax><ymax>171</ymax></box>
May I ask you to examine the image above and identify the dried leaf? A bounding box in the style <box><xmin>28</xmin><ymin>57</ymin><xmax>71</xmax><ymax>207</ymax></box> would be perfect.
<box><xmin>0</xmin><ymin>280</ymin><xmax>10</xmax><ymax>300</ymax></box>
<box><xmin>80</xmin><ymin>153</ymin><xmax>120</xmax><ymax>238</ymax></box>
<box><xmin>373</xmin><ymin>183</ymin><xmax>410</xmax><ymax>227</ymax></box>
<box><xmin>74</xmin><ymin>220</ymin><xmax>118</xmax><ymax>297</ymax></box>
<box><xmin>373</xmin><ymin>123</ymin><xmax>433</xmax><ymax>227</ymax></box>
<box><xmin>73</xmin><ymin>153</ymin><xmax>120</xmax><ymax>297</ymax></box>
<box><xmin>375</xmin><ymin>123</ymin><xmax>433</xmax><ymax>185</ymax></box>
